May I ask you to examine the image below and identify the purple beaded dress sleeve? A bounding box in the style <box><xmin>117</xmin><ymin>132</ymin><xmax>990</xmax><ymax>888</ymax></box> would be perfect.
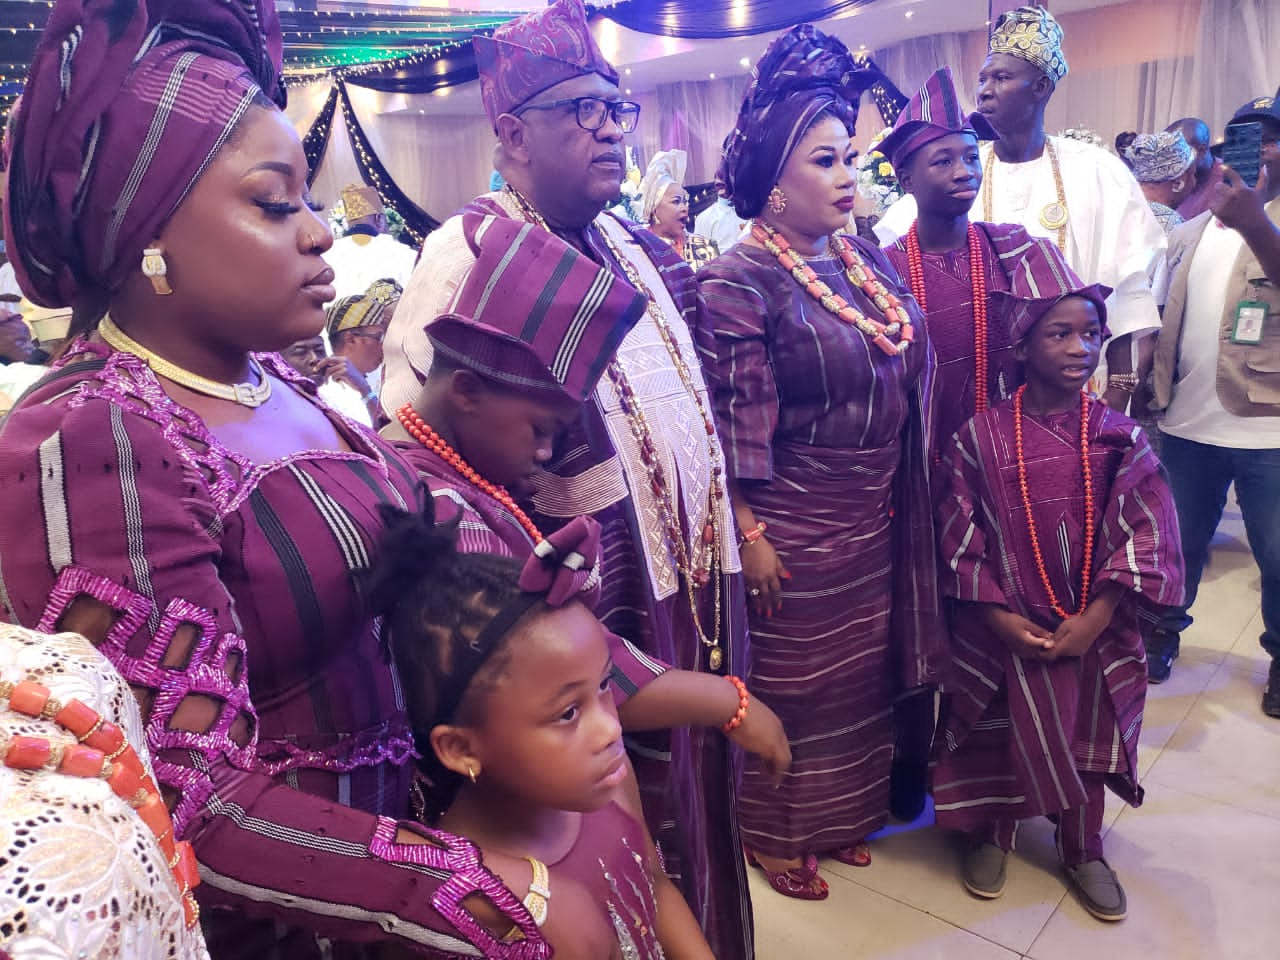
<box><xmin>0</xmin><ymin>345</ymin><xmax>554</xmax><ymax>959</ymax></box>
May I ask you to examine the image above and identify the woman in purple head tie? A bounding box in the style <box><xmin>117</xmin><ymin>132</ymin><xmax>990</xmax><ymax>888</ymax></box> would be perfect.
<box><xmin>696</xmin><ymin>23</ymin><xmax>946</xmax><ymax>900</ymax></box>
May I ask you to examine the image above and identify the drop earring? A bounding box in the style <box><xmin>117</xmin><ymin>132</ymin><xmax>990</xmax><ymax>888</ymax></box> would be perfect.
<box><xmin>142</xmin><ymin>248</ymin><xmax>172</xmax><ymax>295</ymax></box>
<box><xmin>466</xmin><ymin>763</ymin><xmax>478</xmax><ymax>784</ymax></box>
<box><xmin>767</xmin><ymin>186</ymin><xmax>787</xmax><ymax>215</ymax></box>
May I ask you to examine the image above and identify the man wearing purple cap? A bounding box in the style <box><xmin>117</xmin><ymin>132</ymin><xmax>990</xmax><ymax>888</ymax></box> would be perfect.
<box><xmin>875</xmin><ymin>5</ymin><xmax>1166</xmax><ymax>416</ymax></box>
<box><xmin>1149</xmin><ymin>95</ymin><xmax>1280</xmax><ymax>708</ymax></box>
<box><xmin>380</xmin><ymin>1</ymin><xmax>753</xmax><ymax>954</ymax></box>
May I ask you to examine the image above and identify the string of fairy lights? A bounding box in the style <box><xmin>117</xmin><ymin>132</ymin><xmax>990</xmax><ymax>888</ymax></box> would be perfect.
<box><xmin>0</xmin><ymin>1</ymin><xmax>520</xmax><ymax>120</ymax></box>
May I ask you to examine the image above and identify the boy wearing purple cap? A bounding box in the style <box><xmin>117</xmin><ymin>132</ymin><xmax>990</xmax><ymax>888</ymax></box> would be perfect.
<box><xmin>881</xmin><ymin>66</ymin><xmax>1072</xmax><ymax>460</ymax></box>
<box><xmin>385</xmin><ymin>214</ymin><xmax>791</xmax><ymax>782</ymax></box>
<box><xmin>382</xmin><ymin>3</ymin><xmax>754</xmax><ymax>954</ymax></box>
<box><xmin>934</xmin><ymin>265</ymin><xmax>1183</xmax><ymax>920</ymax></box>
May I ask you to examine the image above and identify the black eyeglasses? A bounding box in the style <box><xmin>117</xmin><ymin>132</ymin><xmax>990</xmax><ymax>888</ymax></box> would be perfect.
<box><xmin>516</xmin><ymin>95</ymin><xmax>641</xmax><ymax>134</ymax></box>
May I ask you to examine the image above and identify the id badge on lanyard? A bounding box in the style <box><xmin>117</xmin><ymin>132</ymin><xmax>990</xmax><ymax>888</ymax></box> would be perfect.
<box><xmin>1232</xmin><ymin>300</ymin><xmax>1267</xmax><ymax>345</ymax></box>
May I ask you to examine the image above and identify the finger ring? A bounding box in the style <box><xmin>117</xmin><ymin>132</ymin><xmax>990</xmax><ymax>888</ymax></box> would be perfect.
<box><xmin>749</xmin><ymin>588</ymin><xmax>761</xmax><ymax>597</ymax></box>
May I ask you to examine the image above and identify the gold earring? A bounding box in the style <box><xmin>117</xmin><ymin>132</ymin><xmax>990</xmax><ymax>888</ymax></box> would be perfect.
<box><xmin>767</xmin><ymin>186</ymin><xmax>787</xmax><ymax>215</ymax></box>
<box><xmin>466</xmin><ymin>763</ymin><xmax>478</xmax><ymax>784</ymax></box>
<box><xmin>142</xmin><ymin>247</ymin><xmax>172</xmax><ymax>296</ymax></box>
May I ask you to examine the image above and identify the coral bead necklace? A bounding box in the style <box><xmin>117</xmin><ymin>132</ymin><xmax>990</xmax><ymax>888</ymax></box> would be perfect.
<box><xmin>1</xmin><ymin>678</ymin><xmax>202</xmax><ymax>927</ymax></box>
<box><xmin>1013</xmin><ymin>385</ymin><xmax>1096</xmax><ymax>620</ymax></box>
<box><xmin>397</xmin><ymin>404</ymin><xmax>545</xmax><ymax>545</ymax></box>
<box><xmin>752</xmin><ymin>219</ymin><xmax>914</xmax><ymax>356</ymax></box>
<box><xmin>905</xmin><ymin>222</ymin><xmax>990</xmax><ymax>413</ymax></box>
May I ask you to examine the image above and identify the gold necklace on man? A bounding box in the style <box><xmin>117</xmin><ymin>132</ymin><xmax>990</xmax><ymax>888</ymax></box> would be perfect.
<box><xmin>982</xmin><ymin>138</ymin><xmax>1068</xmax><ymax>252</ymax></box>
<box><xmin>98</xmin><ymin>315</ymin><xmax>272</xmax><ymax>407</ymax></box>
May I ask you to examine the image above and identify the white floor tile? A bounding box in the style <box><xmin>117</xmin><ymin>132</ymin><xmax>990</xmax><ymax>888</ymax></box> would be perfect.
<box><xmin>748</xmin><ymin>864</ymin><xmax>1022</xmax><ymax>960</ymax></box>
<box><xmin>1026</xmin><ymin>785</ymin><xmax>1280</xmax><ymax>960</ymax></box>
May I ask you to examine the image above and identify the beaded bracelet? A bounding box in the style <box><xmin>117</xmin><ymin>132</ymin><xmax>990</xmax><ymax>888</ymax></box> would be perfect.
<box><xmin>721</xmin><ymin>675</ymin><xmax>750</xmax><ymax>733</ymax></box>
<box><xmin>740</xmin><ymin>522</ymin><xmax>767</xmax><ymax>547</ymax></box>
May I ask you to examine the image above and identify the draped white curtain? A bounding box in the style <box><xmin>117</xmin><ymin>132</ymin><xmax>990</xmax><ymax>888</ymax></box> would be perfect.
<box><xmin>288</xmin><ymin>0</ymin><xmax>1278</xmax><ymax>229</ymax></box>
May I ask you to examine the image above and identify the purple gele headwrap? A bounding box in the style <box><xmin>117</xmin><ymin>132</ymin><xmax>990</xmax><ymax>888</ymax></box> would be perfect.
<box><xmin>473</xmin><ymin>0</ymin><xmax>618</xmax><ymax>131</ymax></box>
<box><xmin>718</xmin><ymin>24</ymin><xmax>872</xmax><ymax>220</ymax></box>
<box><xmin>878</xmin><ymin>67</ymin><xmax>999</xmax><ymax>174</ymax></box>
<box><xmin>3</xmin><ymin>0</ymin><xmax>283</xmax><ymax>308</ymax></box>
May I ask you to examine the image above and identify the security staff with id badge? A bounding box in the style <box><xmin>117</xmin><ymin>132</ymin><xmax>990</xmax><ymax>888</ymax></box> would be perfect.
<box><xmin>1147</xmin><ymin>92</ymin><xmax>1280</xmax><ymax>713</ymax></box>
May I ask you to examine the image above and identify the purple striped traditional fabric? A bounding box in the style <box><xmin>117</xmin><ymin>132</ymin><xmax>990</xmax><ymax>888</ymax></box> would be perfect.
<box><xmin>472</xmin><ymin>0</ymin><xmax>617</xmax><ymax>129</ymax></box>
<box><xmin>0</xmin><ymin>342</ymin><xmax>568</xmax><ymax>958</ymax></box>
<box><xmin>396</xmin><ymin>440</ymin><xmax>669</xmax><ymax>702</ymax></box>
<box><xmin>884</xmin><ymin>222</ymin><xmax>1070</xmax><ymax>460</ymax></box>
<box><xmin>696</xmin><ymin>237</ymin><xmax>945</xmax><ymax>859</ymax></box>
<box><xmin>428</xmin><ymin>213</ymin><xmax>646</xmax><ymax>404</ymax></box>
<box><xmin>932</xmin><ymin>397</ymin><xmax>1184</xmax><ymax>829</ymax></box>
<box><xmin>877</xmin><ymin>66</ymin><xmax>998</xmax><ymax>172</ymax></box>
<box><xmin>455</xmin><ymin>196</ymin><xmax>756</xmax><ymax>960</ymax></box>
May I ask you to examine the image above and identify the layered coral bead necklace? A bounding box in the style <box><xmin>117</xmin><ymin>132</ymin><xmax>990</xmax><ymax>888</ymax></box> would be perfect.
<box><xmin>1</xmin><ymin>677</ymin><xmax>202</xmax><ymax>927</ymax></box>
<box><xmin>397</xmin><ymin>405</ymin><xmax>544</xmax><ymax>544</ymax></box>
<box><xmin>505</xmin><ymin>185</ymin><xmax>727</xmax><ymax>670</ymax></box>
<box><xmin>1013</xmin><ymin>385</ymin><xmax>1096</xmax><ymax>620</ymax></box>
<box><xmin>905</xmin><ymin>223</ymin><xmax>990</xmax><ymax>413</ymax></box>
<box><xmin>751</xmin><ymin>220</ymin><xmax>914</xmax><ymax>357</ymax></box>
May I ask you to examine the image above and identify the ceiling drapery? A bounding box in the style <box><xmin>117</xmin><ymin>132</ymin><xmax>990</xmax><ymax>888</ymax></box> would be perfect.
<box><xmin>588</xmin><ymin>0</ymin><xmax>879</xmax><ymax>40</ymax></box>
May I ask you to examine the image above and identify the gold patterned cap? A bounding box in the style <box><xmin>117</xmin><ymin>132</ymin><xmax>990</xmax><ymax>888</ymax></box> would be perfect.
<box><xmin>364</xmin><ymin>278</ymin><xmax>403</xmax><ymax>306</ymax></box>
<box><xmin>989</xmin><ymin>5</ymin><xmax>1068</xmax><ymax>83</ymax></box>
<box><xmin>341</xmin><ymin>184</ymin><xmax>384</xmax><ymax>222</ymax></box>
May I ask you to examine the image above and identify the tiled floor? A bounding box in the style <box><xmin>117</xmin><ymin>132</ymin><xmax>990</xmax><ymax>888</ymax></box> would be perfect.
<box><xmin>749</xmin><ymin>498</ymin><xmax>1279</xmax><ymax>959</ymax></box>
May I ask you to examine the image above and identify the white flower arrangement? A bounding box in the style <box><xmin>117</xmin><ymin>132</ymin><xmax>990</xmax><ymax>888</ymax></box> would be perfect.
<box><xmin>856</xmin><ymin>128</ymin><xmax>904</xmax><ymax>215</ymax></box>
<box><xmin>1058</xmin><ymin>126</ymin><xmax>1104</xmax><ymax>149</ymax></box>
<box><xmin>607</xmin><ymin>146</ymin><xmax>643</xmax><ymax>223</ymax></box>
<box><xmin>327</xmin><ymin>199</ymin><xmax>408</xmax><ymax>240</ymax></box>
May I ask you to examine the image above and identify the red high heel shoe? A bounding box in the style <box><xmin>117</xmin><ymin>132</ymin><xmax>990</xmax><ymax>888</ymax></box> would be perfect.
<box><xmin>745</xmin><ymin>847</ymin><xmax>829</xmax><ymax>900</ymax></box>
<box><xmin>830</xmin><ymin>840</ymin><xmax>872</xmax><ymax>867</ymax></box>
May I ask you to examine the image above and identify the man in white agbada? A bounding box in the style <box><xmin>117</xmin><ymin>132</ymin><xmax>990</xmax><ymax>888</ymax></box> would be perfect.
<box><xmin>874</xmin><ymin>4</ymin><xmax>1165</xmax><ymax>411</ymax></box>
<box><xmin>322</xmin><ymin>184</ymin><xmax>418</xmax><ymax>302</ymax></box>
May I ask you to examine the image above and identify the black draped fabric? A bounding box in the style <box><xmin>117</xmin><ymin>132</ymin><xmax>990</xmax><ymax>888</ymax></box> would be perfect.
<box><xmin>339</xmin><ymin>40</ymin><xmax>484</xmax><ymax>95</ymax></box>
<box><xmin>588</xmin><ymin>0</ymin><xmax>877</xmax><ymax>39</ymax></box>
<box><xmin>336</xmin><ymin>79</ymin><xmax>439</xmax><ymax>246</ymax></box>
<box><xmin>302</xmin><ymin>84</ymin><xmax>338</xmax><ymax>188</ymax></box>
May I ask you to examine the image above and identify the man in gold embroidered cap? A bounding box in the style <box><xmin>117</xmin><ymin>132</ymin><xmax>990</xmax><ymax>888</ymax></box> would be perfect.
<box><xmin>876</xmin><ymin>5</ymin><xmax>1166</xmax><ymax>416</ymax></box>
<box><xmin>322</xmin><ymin>184</ymin><xmax>417</xmax><ymax>302</ymax></box>
<box><xmin>381</xmin><ymin>2</ymin><xmax>754</xmax><ymax>955</ymax></box>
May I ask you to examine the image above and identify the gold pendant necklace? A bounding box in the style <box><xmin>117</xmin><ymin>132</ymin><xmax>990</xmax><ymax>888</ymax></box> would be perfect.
<box><xmin>982</xmin><ymin>138</ymin><xmax>1069</xmax><ymax>252</ymax></box>
<box><xmin>98</xmin><ymin>315</ymin><xmax>272</xmax><ymax>408</ymax></box>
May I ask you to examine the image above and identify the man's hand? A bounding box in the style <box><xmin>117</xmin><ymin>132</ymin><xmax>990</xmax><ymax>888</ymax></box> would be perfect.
<box><xmin>317</xmin><ymin>356</ymin><xmax>371</xmax><ymax>396</ymax></box>
<box><xmin>1212</xmin><ymin>163</ymin><xmax>1270</xmax><ymax>234</ymax></box>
